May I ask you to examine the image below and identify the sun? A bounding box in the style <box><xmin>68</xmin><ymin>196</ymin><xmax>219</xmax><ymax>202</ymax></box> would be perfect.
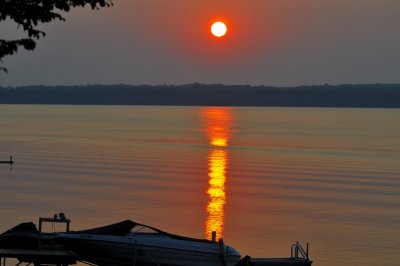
<box><xmin>211</xmin><ymin>22</ymin><xmax>227</xmax><ymax>38</ymax></box>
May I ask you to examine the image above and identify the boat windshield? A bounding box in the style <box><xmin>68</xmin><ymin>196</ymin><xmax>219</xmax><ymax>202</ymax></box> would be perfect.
<box><xmin>128</xmin><ymin>223</ymin><xmax>213</xmax><ymax>243</ymax></box>
<box><xmin>129</xmin><ymin>224</ymin><xmax>161</xmax><ymax>235</ymax></box>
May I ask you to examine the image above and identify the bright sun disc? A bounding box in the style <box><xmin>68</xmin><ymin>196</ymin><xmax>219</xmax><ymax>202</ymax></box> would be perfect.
<box><xmin>211</xmin><ymin>22</ymin><xmax>227</xmax><ymax>37</ymax></box>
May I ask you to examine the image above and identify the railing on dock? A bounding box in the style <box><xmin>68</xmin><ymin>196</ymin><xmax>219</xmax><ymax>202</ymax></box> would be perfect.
<box><xmin>291</xmin><ymin>241</ymin><xmax>309</xmax><ymax>260</ymax></box>
<box><xmin>247</xmin><ymin>241</ymin><xmax>312</xmax><ymax>266</ymax></box>
<box><xmin>38</xmin><ymin>214</ymin><xmax>71</xmax><ymax>234</ymax></box>
<box><xmin>38</xmin><ymin>213</ymin><xmax>71</xmax><ymax>250</ymax></box>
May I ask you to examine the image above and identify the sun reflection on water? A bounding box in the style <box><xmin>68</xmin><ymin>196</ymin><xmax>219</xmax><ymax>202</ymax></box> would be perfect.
<box><xmin>206</xmin><ymin>149</ymin><xmax>228</xmax><ymax>240</ymax></box>
<box><xmin>203</xmin><ymin>108</ymin><xmax>233</xmax><ymax>240</ymax></box>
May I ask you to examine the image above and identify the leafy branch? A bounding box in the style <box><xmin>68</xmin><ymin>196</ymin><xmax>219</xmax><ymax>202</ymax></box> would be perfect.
<box><xmin>0</xmin><ymin>0</ymin><xmax>113</xmax><ymax>72</ymax></box>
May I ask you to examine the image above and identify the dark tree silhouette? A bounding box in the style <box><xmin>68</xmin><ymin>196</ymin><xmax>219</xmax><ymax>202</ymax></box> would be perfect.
<box><xmin>0</xmin><ymin>0</ymin><xmax>113</xmax><ymax>72</ymax></box>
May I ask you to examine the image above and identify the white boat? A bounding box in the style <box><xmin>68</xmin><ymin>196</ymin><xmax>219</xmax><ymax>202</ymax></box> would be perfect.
<box><xmin>57</xmin><ymin>220</ymin><xmax>241</xmax><ymax>266</ymax></box>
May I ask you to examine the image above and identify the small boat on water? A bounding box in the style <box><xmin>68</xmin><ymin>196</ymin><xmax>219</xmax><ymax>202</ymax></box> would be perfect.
<box><xmin>57</xmin><ymin>220</ymin><xmax>241</xmax><ymax>266</ymax></box>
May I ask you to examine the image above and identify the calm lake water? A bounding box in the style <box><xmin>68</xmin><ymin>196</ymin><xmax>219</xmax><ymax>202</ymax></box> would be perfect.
<box><xmin>1</xmin><ymin>105</ymin><xmax>399</xmax><ymax>266</ymax></box>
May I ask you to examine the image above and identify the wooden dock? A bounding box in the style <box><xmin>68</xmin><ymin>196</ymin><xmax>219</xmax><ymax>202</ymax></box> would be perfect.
<box><xmin>1</xmin><ymin>216</ymin><xmax>76</xmax><ymax>265</ymax></box>
<box><xmin>251</xmin><ymin>258</ymin><xmax>312</xmax><ymax>266</ymax></box>
<box><xmin>0</xmin><ymin>248</ymin><xmax>76</xmax><ymax>265</ymax></box>
<box><xmin>241</xmin><ymin>241</ymin><xmax>312</xmax><ymax>266</ymax></box>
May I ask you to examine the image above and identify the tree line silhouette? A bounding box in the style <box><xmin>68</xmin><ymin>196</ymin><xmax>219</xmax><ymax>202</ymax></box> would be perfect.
<box><xmin>1</xmin><ymin>83</ymin><xmax>399</xmax><ymax>107</ymax></box>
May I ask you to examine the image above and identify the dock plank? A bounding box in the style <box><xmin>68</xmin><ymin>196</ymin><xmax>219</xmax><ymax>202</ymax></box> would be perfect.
<box><xmin>0</xmin><ymin>249</ymin><xmax>73</xmax><ymax>256</ymax></box>
<box><xmin>0</xmin><ymin>248</ymin><xmax>76</xmax><ymax>264</ymax></box>
<box><xmin>252</xmin><ymin>258</ymin><xmax>312</xmax><ymax>266</ymax></box>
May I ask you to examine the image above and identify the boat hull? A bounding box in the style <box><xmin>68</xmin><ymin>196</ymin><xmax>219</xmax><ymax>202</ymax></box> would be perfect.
<box><xmin>58</xmin><ymin>234</ymin><xmax>241</xmax><ymax>266</ymax></box>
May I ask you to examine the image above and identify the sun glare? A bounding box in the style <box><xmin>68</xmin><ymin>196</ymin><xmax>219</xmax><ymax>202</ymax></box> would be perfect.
<box><xmin>211</xmin><ymin>22</ymin><xmax>227</xmax><ymax>38</ymax></box>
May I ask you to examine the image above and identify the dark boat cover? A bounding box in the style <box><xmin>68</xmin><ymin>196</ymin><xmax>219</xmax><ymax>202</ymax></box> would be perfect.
<box><xmin>1</xmin><ymin>222</ymin><xmax>38</xmax><ymax>234</ymax></box>
<box><xmin>0</xmin><ymin>222</ymin><xmax>40</xmax><ymax>249</ymax></box>
<box><xmin>70</xmin><ymin>220</ymin><xmax>136</xmax><ymax>236</ymax></box>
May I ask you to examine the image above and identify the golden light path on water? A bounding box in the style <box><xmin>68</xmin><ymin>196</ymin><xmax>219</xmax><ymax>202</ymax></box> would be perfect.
<box><xmin>206</xmin><ymin>149</ymin><xmax>228</xmax><ymax>240</ymax></box>
<box><xmin>203</xmin><ymin>108</ymin><xmax>233</xmax><ymax>240</ymax></box>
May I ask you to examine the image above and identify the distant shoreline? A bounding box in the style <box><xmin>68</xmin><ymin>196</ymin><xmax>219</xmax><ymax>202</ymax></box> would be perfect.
<box><xmin>1</xmin><ymin>83</ymin><xmax>400</xmax><ymax>108</ymax></box>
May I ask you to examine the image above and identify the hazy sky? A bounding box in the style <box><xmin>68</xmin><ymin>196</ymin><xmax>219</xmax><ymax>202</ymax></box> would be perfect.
<box><xmin>1</xmin><ymin>0</ymin><xmax>400</xmax><ymax>86</ymax></box>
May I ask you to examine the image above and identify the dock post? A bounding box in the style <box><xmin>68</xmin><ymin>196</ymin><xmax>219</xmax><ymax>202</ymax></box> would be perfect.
<box><xmin>212</xmin><ymin>231</ymin><xmax>217</xmax><ymax>242</ymax></box>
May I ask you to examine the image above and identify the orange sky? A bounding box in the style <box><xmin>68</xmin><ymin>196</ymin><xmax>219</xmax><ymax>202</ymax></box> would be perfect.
<box><xmin>1</xmin><ymin>0</ymin><xmax>399</xmax><ymax>86</ymax></box>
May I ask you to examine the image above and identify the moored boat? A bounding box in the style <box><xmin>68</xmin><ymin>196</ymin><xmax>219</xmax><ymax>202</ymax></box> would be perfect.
<box><xmin>57</xmin><ymin>220</ymin><xmax>241</xmax><ymax>266</ymax></box>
